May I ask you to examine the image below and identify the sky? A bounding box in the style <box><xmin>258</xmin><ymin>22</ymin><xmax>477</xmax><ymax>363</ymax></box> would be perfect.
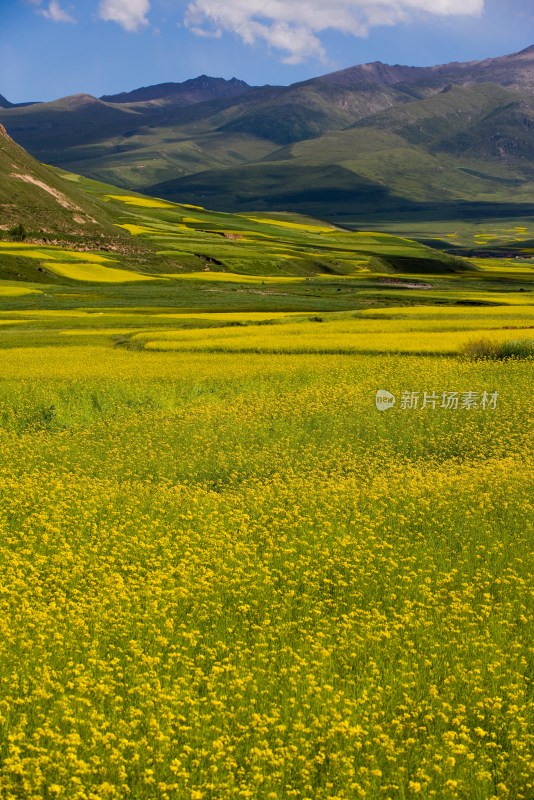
<box><xmin>1</xmin><ymin>0</ymin><xmax>533</xmax><ymax>103</ymax></box>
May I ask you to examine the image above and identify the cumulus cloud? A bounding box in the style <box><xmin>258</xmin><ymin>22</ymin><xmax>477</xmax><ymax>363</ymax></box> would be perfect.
<box><xmin>30</xmin><ymin>0</ymin><xmax>76</xmax><ymax>23</ymax></box>
<box><xmin>184</xmin><ymin>0</ymin><xmax>485</xmax><ymax>63</ymax></box>
<box><xmin>98</xmin><ymin>0</ymin><xmax>150</xmax><ymax>32</ymax></box>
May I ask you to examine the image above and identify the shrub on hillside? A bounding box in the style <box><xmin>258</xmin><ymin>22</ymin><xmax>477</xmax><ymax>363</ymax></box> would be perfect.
<box><xmin>8</xmin><ymin>223</ymin><xmax>27</xmax><ymax>242</ymax></box>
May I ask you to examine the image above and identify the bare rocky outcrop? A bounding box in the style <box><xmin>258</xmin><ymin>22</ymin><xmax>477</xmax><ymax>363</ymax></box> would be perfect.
<box><xmin>0</xmin><ymin>123</ymin><xmax>14</xmax><ymax>142</ymax></box>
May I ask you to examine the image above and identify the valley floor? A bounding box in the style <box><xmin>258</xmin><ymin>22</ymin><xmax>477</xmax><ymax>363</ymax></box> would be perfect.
<box><xmin>0</xmin><ymin>190</ymin><xmax>532</xmax><ymax>799</ymax></box>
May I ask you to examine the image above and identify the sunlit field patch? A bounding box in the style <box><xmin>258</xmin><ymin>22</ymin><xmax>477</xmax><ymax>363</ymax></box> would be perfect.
<box><xmin>0</xmin><ymin>248</ymin><xmax>60</xmax><ymax>260</ymax></box>
<box><xmin>0</xmin><ymin>284</ymin><xmax>41</xmax><ymax>296</ymax></box>
<box><xmin>470</xmin><ymin>258</ymin><xmax>534</xmax><ymax>275</ymax></box>
<box><xmin>106</xmin><ymin>194</ymin><xmax>177</xmax><ymax>208</ymax></box>
<box><xmin>116</xmin><ymin>223</ymin><xmax>155</xmax><ymax>235</ymax></box>
<box><xmin>241</xmin><ymin>216</ymin><xmax>336</xmax><ymax>233</ymax></box>
<box><xmin>140</xmin><ymin>320</ymin><xmax>534</xmax><ymax>355</ymax></box>
<box><xmin>356</xmin><ymin>304</ymin><xmax>534</xmax><ymax>328</ymax></box>
<box><xmin>41</xmin><ymin>261</ymin><xmax>157</xmax><ymax>283</ymax></box>
<box><xmin>59</xmin><ymin>328</ymin><xmax>140</xmax><ymax>336</ymax></box>
<box><xmin>361</xmin><ymin>302</ymin><xmax>534</xmax><ymax>316</ymax></box>
<box><xmin>2</xmin><ymin>305</ymin><xmax>533</xmax><ymax>350</ymax></box>
<box><xmin>0</xmin><ymin>242</ymin><xmax>117</xmax><ymax>264</ymax></box>
<box><xmin>159</xmin><ymin>271</ymin><xmax>305</xmax><ymax>284</ymax></box>
<box><xmin>151</xmin><ymin>311</ymin><xmax>308</xmax><ymax>322</ymax></box>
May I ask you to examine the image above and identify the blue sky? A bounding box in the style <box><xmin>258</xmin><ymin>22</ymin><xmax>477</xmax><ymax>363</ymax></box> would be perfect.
<box><xmin>1</xmin><ymin>0</ymin><xmax>533</xmax><ymax>103</ymax></box>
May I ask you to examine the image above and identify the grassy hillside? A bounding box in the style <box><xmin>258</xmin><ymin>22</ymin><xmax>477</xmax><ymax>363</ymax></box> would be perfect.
<box><xmin>148</xmin><ymin>81</ymin><xmax>534</xmax><ymax>218</ymax></box>
<box><xmin>0</xmin><ymin>123</ymin><xmax>140</xmax><ymax>247</ymax></box>
<box><xmin>217</xmin><ymin>81</ymin><xmax>412</xmax><ymax>145</ymax></box>
<box><xmin>0</xmin><ymin>174</ymin><xmax>477</xmax><ymax>284</ymax></box>
<box><xmin>1</xmin><ymin>138</ymin><xmax>531</xmax><ymax>306</ymax></box>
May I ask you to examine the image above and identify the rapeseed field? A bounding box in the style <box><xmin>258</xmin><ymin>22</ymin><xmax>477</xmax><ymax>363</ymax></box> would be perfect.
<box><xmin>0</xmin><ymin>345</ymin><xmax>531</xmax><ymax>800</ymax></box>
<box><xmin>41</xmin><ymin>262</ymin><xmax>156</xmax><ymax>283</ymax></box>
<box><xmin>0</xmin><ymin>186</ymin><xmax>532</xmax><ymax>797</ymax></box>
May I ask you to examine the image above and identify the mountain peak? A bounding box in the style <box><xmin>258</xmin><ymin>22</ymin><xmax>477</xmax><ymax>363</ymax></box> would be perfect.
<box><xmin>100</xmin><ymin>76</ymin><xmax>252</xmax><ymax>105</ymax></box>
<box><xmin>513</xmin><ymin>44</ymin><xmax>534</xmax><ymax>58</ymax></box>
<box><xmin>58</xmin><ymin>93</ymin><xmax>103</xmax><ymax>109</ymax></box>
<box><xmin>315</xmin><ymin>59</ymin><xmax>424</xmax><ymax>90</ymax></box>
<box><xmin>0</xmin><ymin>94</ymin><xmax>13</xmax><ymax>109</ymax></box>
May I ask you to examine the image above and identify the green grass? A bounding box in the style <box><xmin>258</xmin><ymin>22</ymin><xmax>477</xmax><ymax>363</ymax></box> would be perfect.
<box><xmin>0</xmin><ymin>125</ymin><xmax>137</xmax><ymax>245</ymax></box>
<box><xmin>460</xmin><ymin>337</ymin><xmax>534</xmax><ymax>360</ymax></box>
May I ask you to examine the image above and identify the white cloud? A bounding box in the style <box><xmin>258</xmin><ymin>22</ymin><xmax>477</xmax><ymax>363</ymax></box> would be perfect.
<box><xmin>32</xmin><ymin>0</ymin><xmax>76</xmax><ymax>23</ymax></box>
<box><xmin>187</xmin><ymin>25</ymin><xmax>222</xmax><ymax>39</ymax></box>
<box><xmin>184</xmin><ymin>0</ymin><xmax>485</xmax><ymax>63</ymax></box>
<box><xmin>98</xmin><ymin>0</ymin><xmax>151</xmax><ymax>32</ymax></box>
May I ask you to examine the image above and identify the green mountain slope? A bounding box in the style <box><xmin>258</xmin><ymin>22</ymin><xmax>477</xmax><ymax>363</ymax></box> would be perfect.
<box><xmin>1</xmin><ymin>47</ymin><xmax>533</xmax><ymax>223</ymax></box>
<box><xmin>217</xmin><ymin>81</ymin><xmax>414</xmax><ymax>145</ymax></box>
<box><xmin>149</xmin><ymin>81</ymin><xmax>534</xmax><ymax>219</ymax></box>
<box><xmin>0</xmin><ymin>123</ymin><xmax>137</xmax><ymax>245</ymax></box>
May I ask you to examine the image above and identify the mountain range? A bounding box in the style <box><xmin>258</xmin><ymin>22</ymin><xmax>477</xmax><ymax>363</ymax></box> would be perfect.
<box><xmin>1</xmin><ymin>46</ymin><xmax>533</xmax><ymax>222</ymax></box>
